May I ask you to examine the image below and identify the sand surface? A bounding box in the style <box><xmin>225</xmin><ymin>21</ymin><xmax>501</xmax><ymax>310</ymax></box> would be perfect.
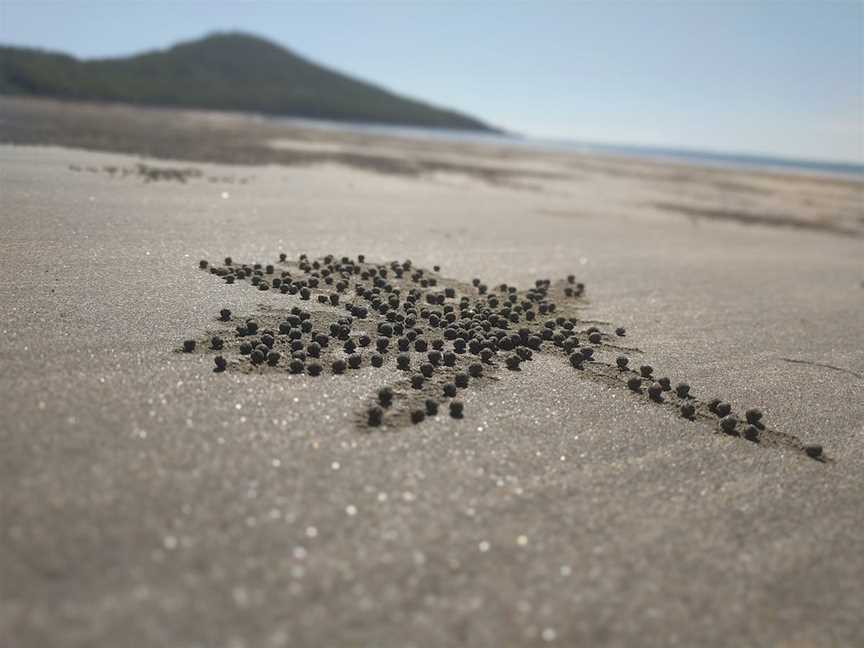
<box><xmin>1</xmin><ymin>102</ymin><xmax>864</xmax><ymax>647</ymax></box>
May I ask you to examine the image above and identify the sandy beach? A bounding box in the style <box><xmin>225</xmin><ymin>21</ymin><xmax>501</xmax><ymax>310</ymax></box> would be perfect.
<box><xmin>1</xmin><ymin>97</ymin><xmax>863</xmax><ymax>647</ymax></box>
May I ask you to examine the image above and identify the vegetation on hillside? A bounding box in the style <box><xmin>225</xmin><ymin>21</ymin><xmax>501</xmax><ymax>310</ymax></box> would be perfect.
<box><xmin>0</xmin><ymin>32</ymin><xmax>496</xmax><ymax>131</ymax></box>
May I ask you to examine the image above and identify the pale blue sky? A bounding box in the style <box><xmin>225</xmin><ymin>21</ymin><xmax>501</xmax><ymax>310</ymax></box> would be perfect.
<box><xmin>1</xmin><ymin>1</ymin><xmax>862</xmax><ymax>163</ymax></box>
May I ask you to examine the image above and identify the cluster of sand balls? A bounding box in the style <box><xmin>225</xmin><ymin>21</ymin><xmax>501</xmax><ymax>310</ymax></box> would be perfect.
<box><xmin>193</xmin><ymin>254</ymin><xmax>596</xmax><ymax>426</ymax></box>
<box><xmin>610</xmin><ymin>355</ymin><xmax>821</xmax><ymax>458</ymax></box>
<box><xmin>193</xmin><ymin>253</ymin><xmax>594</xmax><ymax>427</ymax></box>
<box><xmin>187</xmin><ymin>253</ymin><xmax>822</xmax><ymax>458</ymax></box>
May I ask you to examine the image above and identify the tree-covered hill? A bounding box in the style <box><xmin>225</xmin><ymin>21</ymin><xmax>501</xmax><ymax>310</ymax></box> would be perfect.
<box><xmin>0</xmin><ymin>32</ymin><xmax>496</xmax><ymax>132</ymax></box>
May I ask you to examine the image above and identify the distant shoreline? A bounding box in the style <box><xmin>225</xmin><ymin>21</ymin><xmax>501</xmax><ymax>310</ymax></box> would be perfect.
<box><xmin>263</xmin><ymin>113</ymin><xmax>864</xmax><ymax>180</ymax></box>
<box><xmin>1</xmin><ymin>95</ymin><xmax>861</xmax><ymax>188</ymax></box>
<box><xmin>548</xmin><ymin>141</ymin><xmax>864</xmax><ymax>181</ymax></box>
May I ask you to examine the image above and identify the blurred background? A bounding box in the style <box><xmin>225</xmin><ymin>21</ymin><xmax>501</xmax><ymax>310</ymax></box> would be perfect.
<box><xmin>1</xmin><ymin>0</ymin><xmax>861</xmax><ymax>165</ymax></box>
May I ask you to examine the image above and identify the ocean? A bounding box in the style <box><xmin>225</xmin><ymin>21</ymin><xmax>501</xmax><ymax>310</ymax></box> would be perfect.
<box><xmin>272</xmin><ymin>116</ymin><xmax>864</xmax><ymax>180</ymax></box>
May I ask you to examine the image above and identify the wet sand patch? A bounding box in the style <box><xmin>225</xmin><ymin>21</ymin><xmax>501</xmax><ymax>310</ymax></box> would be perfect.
<box><xmin>652</xmin><ymin>201</ymin><xmax>862</xmax><ymax>237</ymax></box>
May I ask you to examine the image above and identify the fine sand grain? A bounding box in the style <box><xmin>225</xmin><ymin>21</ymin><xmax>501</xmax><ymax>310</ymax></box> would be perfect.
<box><xmin>1</xmin><ymin>100</ymin><xmax>863</xmax><ymax>647</ymax></box>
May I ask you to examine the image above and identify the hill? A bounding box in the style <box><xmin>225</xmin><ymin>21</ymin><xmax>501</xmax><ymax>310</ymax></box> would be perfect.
<box><xmin>0</xmin><ymin>32</ymin><xmax>497</xmax><ymax>132</ymax></box>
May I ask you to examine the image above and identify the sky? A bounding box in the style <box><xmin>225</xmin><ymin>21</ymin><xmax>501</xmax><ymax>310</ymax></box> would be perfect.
<box><xmin>1</xmin><ymin>1</ymin><xmax>862</xmax><ymax>163</ymax></box>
